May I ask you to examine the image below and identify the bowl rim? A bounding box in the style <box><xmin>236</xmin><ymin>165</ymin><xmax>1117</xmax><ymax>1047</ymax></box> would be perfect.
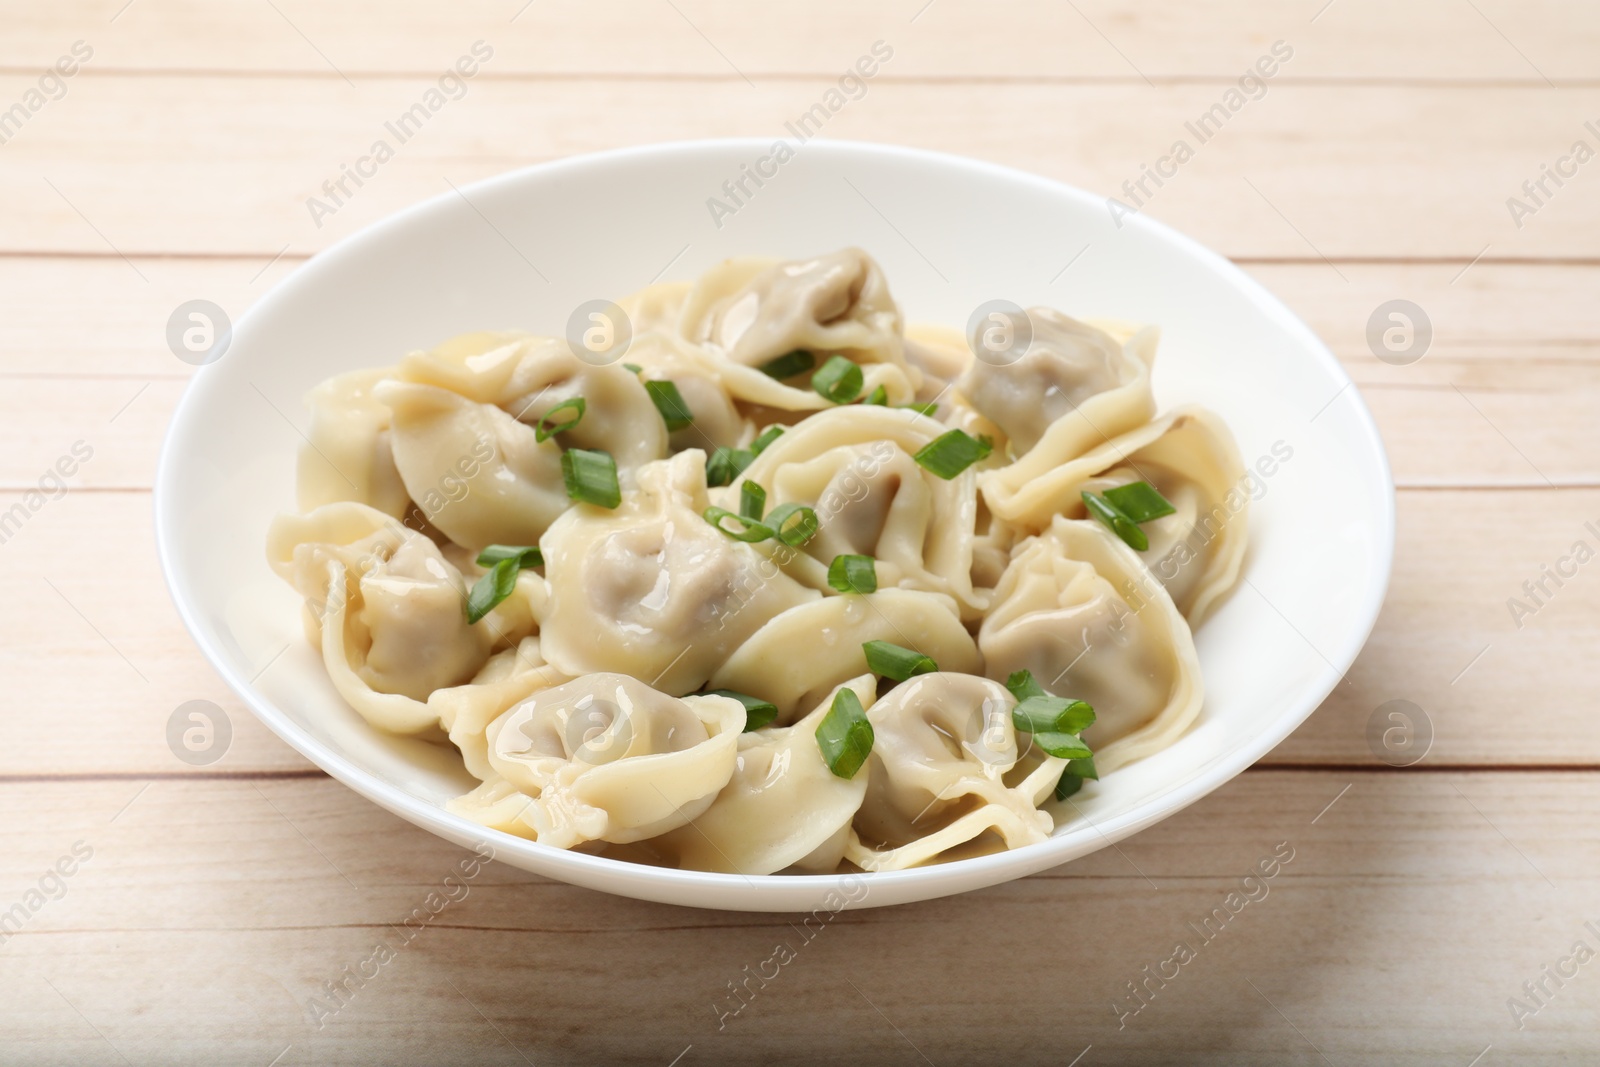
<box><xmin>154</xmin><ymin>136</ymin><xmax>1396</xmax><ymax>910</ymax></box>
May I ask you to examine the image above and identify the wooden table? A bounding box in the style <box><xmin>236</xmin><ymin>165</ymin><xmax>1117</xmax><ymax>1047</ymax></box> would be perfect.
<box><xmin>3</xmin><ymin>2</ymin><xmax>1597</xmax><ymax>1063</ymax></box>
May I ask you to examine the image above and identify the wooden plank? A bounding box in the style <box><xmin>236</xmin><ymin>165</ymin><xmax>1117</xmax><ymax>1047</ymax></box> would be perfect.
<box><xmin>1</xmin><ymin>74</ymin><xmax>1596</xmax><ymax>258</ymax></box>
<box><xmin>1</xmin><ymin>0</ymin><xmax>1593</xmax><ymax>82</ymax></box>
<box><xmin>0</xmin><ymin>486</ymin><xmax>1593</xmax><ymax>774</ymax></box>
<box><xmin>0</xmin><ymin>771</ymin><xmax>1591</xmax><ymax>1063</ymax></box>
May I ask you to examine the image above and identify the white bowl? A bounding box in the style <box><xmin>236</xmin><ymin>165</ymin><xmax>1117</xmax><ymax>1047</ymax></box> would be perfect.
<box><xmin>156</xmin><ymin>139</ymin><xmax>1393</xmax><ymax>912</ymax></box>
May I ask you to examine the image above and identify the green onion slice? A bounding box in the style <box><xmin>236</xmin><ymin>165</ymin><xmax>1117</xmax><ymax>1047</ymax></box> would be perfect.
<box><xmin>811</xmin><ymin>355</ymin><xmax>864</xmax><ymax>404</ymax></box>
<box><xmin>862</xmin><ymin>640</ymin><xmax>937</xmax><ymax>681</ymax></box>
<box><xmin>900</xmin><ymin>402</ymin><xmax>939</xmax><ymax>417</ymax></box>
<box><xmin>1103</xmin><ymin>480</ymin><xmax>1176</xmax><ymax>524</ymax></box>
<box><xmin>913</xmin><ymin>428</ymin><xmax>992</xmax><ymax>479</ymax></box>
<box><xmin>1005</xmin><ymin>669</ymin><xmax>1047</xmax><ymax>703</ymax></box>
<box><xmin>466</xmin><ymin>557</ymin><xmax>520</xmax><ymax>624</ymax></box>
<box><xmin>864</xmin><ymin>384</ymin><xmax>889</xmax><ymax>406</ymax></box>
<box><xmin>1055</xmin><ymin>772</ymin><xmax>1085</xmax><ymax>800</ymax></box>
<box><xmin>827</xmin><ymin>554</ymin><xmax>877</xmax><ymax>594</ymax></box>
<box><xmin>705</xmin><ymin>688</ymin><xmax>780</xmax><ymax>731</ymax></box>
<box><xmin>757</xmin><ymin>349</ymin><xmax>816</xmax><ymax>380</ymax></box>
<box><xmin>644</xmin><ymin>379</ymin><xmax>694</xmax><ymax>432</ymax></box>
<box><xmin>1012</xmin><ymin>695</ymin><xmax>1096</xmax><ymax>736</ymax></box>
<box><xmin>816</xmin><ymin>687</ymin><xmax>874</xmax><ymax>779</ymax></box>
<box><xmin>740</xmin><ymin>481</ymin><xmax>767</xmax><ymax>522</ymax></box>
<box><xmin>561</xmin><ymin>448</ymin><xmax>621</xmax><ymax>508</ymax></box>
<box><xmin>750</xmin><ymin>425</ymin><xmax>785</xmax><ymax>455</ymax></box>
<box><xmin>534</xmin><ymin>397</ymin><xmax>586</xmax><ymax>443</ymax></box>
<box><xmin>622</xmin><ymin>362</ymin><xmax>643</xmax><ymax>374</ymax></box>
<box><xmin>1082</xmin><ymin>491</ymin><xmax>1148</xmax><ymax>551</ymax></box>
<box><xmin>764</xmin><ymin>502</ymin><xmax>819</xmax><ymax>547</ymax></box>
<box><xmin>1031</xmin><ymin>730</ymin><xmax>1094</xmax><ymax>760</ymax></box>
<box><xmin>476</xmin><ymin>544</ymin><xmax>542</xmax><ymax>569</ymax></box>
<box><xmin>705</xmin><ymin>447</ymin><xmax>754</xmax><ymax>488</ymax></box>
<box><xmin>703</xmin><ymin>507</ymin><xmax>772</xmax><ymax>543</ymax></box>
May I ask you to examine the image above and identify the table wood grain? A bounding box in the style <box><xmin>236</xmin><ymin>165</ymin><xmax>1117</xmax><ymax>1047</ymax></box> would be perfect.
<box><xmin>2</xmin><ymin>2</ymin><xmax>1596</xmax><ymax>1063</ymax></box>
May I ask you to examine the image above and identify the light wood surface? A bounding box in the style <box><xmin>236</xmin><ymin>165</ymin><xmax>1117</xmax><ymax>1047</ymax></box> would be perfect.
<box><xmin>3</xmin><ymin>2</ymin><xmax>1597</xmax><ymax>1063</ymax></box>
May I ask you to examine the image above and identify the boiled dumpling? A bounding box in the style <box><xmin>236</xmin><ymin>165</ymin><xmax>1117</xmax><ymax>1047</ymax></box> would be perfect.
<box><xmin>267</xmin><ymin>502</ymin><xmax>493</xmax><ymax>734</ymax></box>
<box><xmin>991</xmin><ymin>406</ymin><xmax>1248</xmax><ymax>623</ymax></box>
<box><xmin>432</xmin><ymin>637</ymin><xmax>572</xmax><ymax>781</ymax></box>
<box><xmin>539</xmin><ymin>450</ymin><xmax>819</xmax><ymax>695</ymax></box>
<box><xmin>845</xmin><ymin>672</ymin><xmax>1063</xmax><ymax>871</ymax></box>
<box><xmin>375</xmin><ymin>380</ymin><xmax>569</xmax><ymax>553</ymax></box>
<box><xmin>653</xmin><ymin>674</ymin><xmax>878</xmax><ymax>875</ymax></box>
<box><xmin>709</xmin><ymin>588</ymin><xmax>981</xmax><ymax>723</ymax></box>
<box><xmin>296</xmin><ymin>367</ymin><xmax>411</xmax><ymax>519</ymax></box>
<box><xmin>625</xmin><ymin>332</ymin><xmax>750</xmax><ymax>453</ymax></box>
<box><xmin>472</xmin><ymin>673</ymin><xmax>744</xmax><ymax>848</ymax></box>
<box><xmin>978</xmin><ymin>517</ymin><xmax>1203</xmax><ymax>772</ymax></box>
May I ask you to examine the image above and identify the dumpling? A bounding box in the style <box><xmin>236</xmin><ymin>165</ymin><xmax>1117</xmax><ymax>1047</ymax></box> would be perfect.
<box><xmin>730</xmin><ymin>405</ymin><xmax>990</xmax><ymax>620</ymax></box>
<box><xmin>709</xmin><ymin>588</ymin><xmax>981</xmax><ymax>723</ymax></box>
<box><xmin>682</xmin><ymin>248</ymin><xmax>904</xmax><ymax>368</ymax></box>
<box><xmin>844</xmin><ymin>672</ymin><xmax>1063</xmax><ymax>872</ymax></box>
<box><xmin>471</xmin><ymin>673</ymin><xmax>744</xmax><ymax>848</ymax></box>
<box><xmin>374</xmin><ymin>380</ymin><xmax>569</xmax><ymax>553</ymax></box>
<box><xmin>618</xmin><ymin>279</ymin><xmax>692</xmax><ymax>338</ymax></box>
<box><xmin>901</xmin><ymin>323</ymin><xmax>1009</xmax><ymax>446</ymax></box>
<box><xmin>539</xmin><ymin>450</ymin><xmax>819</xmax><ymax>695</ymax></box>
<box><xmin>296</xmin><ymin>367</ymin><xmax>411</xmax><ymax>519</ymax></box>
<box><xmin>267</xmin><ymin>502</ymin><xmax>493</xmax><ymax>734</ymax></box>
<box><xmin>676</xmin><ymin>250</ymin><xmax>919</xmax><ymax>411</ymax></box>
<box><xmin>978</xmin><ymin>517</ymin><xmax>1203</xmax><ymax>773</ymax></box>
<box><xmin>396</xmin><ymin>331</ymin><xmax>667</xmax><ymax>469</ymax></box>
<box><xmin>653</xmin><ymin>674</ymin><xmax>878</xmax><ymax>875</ymax></box>
<box><xmin>987</xmin><ymin>406</ymin><xmax>1248</xmax><ymax>623</ymax></box>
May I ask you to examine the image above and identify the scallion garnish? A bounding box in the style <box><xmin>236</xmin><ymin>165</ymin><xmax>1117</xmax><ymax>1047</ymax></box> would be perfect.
<box><xmin>705</xmin><ymin>688</ymin><xmax>780</xmax><ymax>731</ymax></box>
<box><xmin>1103</xmin><ymin>481</ymin><xmax>1176</xmax><ymax>524</ymax></box>
<box><xmin>815</xmin><ymin>687</ymin><xmax>873</xmax><ymax>779</ymax></box>
<box><xmin>644</xmin><ymin>379</ymin><xmax>694</xmax><ymax>432</ymax></box>
<box><xmin>1012</xmin><ymin>696</ymin><xmax>1095</xmax><ymax>736</ymax></box>
<box><xmin>827</xmin><ymin>554</ymin><xmax>877</xmax><ymax>594</ymax></box>
<box><xmin>740</xmin><ymin>481</ymin><xmax>767</xmax><ymax>522</ymax></box>
<box><xmin>750</xmin><ymin>425</ymin><xmax>785</xmax><ymax>455</ymax></box>
<box><xmin>900</xmin><ymin>402</ymin><xmax>939</xmax><ymax>417</ymax></box>
<box><xmin>1081</xmin><ymin>491</ymin><xmax>1145</xmax><ymax>551</ymax></box>
<box><xmin>706</xmin><ymin>446</ymin><xmax>755</xmax><ymax>487</ymax></box>
<box><xmin>1005</xmin><ymin>669</ymin><xmax>1046</xmax><ymax>703</ymax></box>
<box><xmin>622</xmin><ymin>362</ymin><xmax>643</xmax><ymax>374</ymax></box>
<box><xmin>758</xmin><ymin>349</ymin><xmax>816</xmax><ymax>380</ymax></box>
<box><xmin>764</xmin><ymin>502</ymin><xmax>819</xmax><ymax>546</ymax></box>
<box><xmin>534</xmin><ymin>397</ymin><xmax>586</xmax><ymax>443</ymax></box>
<box><xmin>702</xmin><ymin>507</ymin><xmax>772</xmax><ymax>543</ymax></box>
<box><xmin>864</xmin><ymin>384</ymin><xmax>888</xmax><ymax>406</ymax></box>
<box><xmin>1031</xmin><ymin>731</ymin><xmax>1094</xmax><ymax>759</ymax></box>
<box><xmin>913</xmin><ymin>428</ymin><xmax>992</xmax><ymax>479</ymax></box>
<box><xmin>862</xmin><ymin>640</ymin><xmax>936</xmax><ymax>681</ymax></box>
<box><xmin>811</xmin><ymin>355</ymin><xmax>864</xmax><ymax>404</ymax></box>
<box><xmin>466</xmin><ymin>558</ymin><xmax>520</xmax><ymax>624</ymax></box>
<box><xmin>561</xmin><ymin>448</ymin><xmax>621</xmax><ymax>508</ymax></box>
<box><xmin>476</xmin><ymin>544</ymin><xmax>542</xmax><ymax>569</ymax></box>
<box><xmin>1055</xmin><ymin>757</ymin><xmax>1099</xmax><ymax>800</ymax></box>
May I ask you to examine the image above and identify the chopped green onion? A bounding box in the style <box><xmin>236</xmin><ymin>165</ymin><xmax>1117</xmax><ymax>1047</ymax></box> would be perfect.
<box><xmin>1082</xmin><ymin>491</ymin><xmax>1148</xmax><ymax>551</ymax></box>
<box><xmin>862</xmin><ymin>640</ymin><xmax>937</xmax><ymax>681</ymax></box>
<box><xmin>750</xmin><ymin>425</ymin><xmax>785</xmax><ymax>455</ymax></box>
<box><xmin>811</xmin><ymin>355</ymin><xmax>864</xmax><ymax>404</ymax></box>
<box><xmin>864</xmin><ymin>384</ymin><xmax>888</xmax><ymax>405</ymax></box>
<box><xmin>900</xmin><ymin>402</ymin><xmax>939</xmax><ymax>417</ymax></box>
<box><xmin>1012</xmin><ymin>696</ymin><xmax>1095</xmax><ymax>736</ymax></box>
<box><xmin>705</xmin><ymin>447</ymin><xmax>755</xmax><ymax>487</ymax></box>
<box><xmin>466</xmin><ymin>557</ymin><xmax>520</xmax><ymax>624</ymax></box>
<box><xmin>534</xmin><ymin>397</ymin><xmax>586</xmax><ymax>443</ymax></box>
<box><xmin>561</xmin><ymin>448</ymin><xmax>621</xmax><ymax>508</ymax></box>
<box><xmin>764</xmin><ymin>502</ymin><xmax>819</xmax><ymax>546</ymax></box>
<box><xmin>705</xmin><ymin>689</ymin><xmax>779</xmax><ymax>731</ymax></box>
<box><xmin>827</xmin><ymin>554</ymin><xmax>877</xmax><ymax>594</ymax></box>
<box><xmin>1067</xmin><ymin>755</ymin><xmax>1098</xmax><ymax>781</ymax></box>
<box><xmin>1004</xmin><ymin>669</ymin><xmax>1047</xmax><ymax>703</ymax></box>
<box><xmin>757</xmin><ymin>349</ymin><xmax>816</xmax><ymax>381</ymax></box>
<box><xmin>643</xmin><ymin>379</ymin><xmax>694</xmax><ymax>432</ymax></box>
<box><xmin>703</xmin><ymin>507</ymin><xmax>772</xmax><ymax>543</ymax></box>
<box><xmin>740</xmin><ymin>481</ymin><xmax>767</xmax><ymax>522</ymax></box>
<box><xmin>622</xmin><ymin>362</ymin><xmax>643</xmax><ymax>374</ymax></box>
<box><xmin>1055</xmin><ymin>772</ymin><xmax>1085</xmax><ymax>799</ymax></box>
<box><xmin>1103</xmin><ymin>481</ymin><xmax>1176</xmax><ymax>524</ymax></box>
<box><xmin>476</xmin><ymin>544</ymin><xmax>542</xmax><ymax>569</ymax></box>
<box><xmin>913</xmin><ymin>428</ymin><xmax>992</xmax><ymax>479</ymax></box>
<box><xmin>815</xmin><ymin>687</ymin><xmax>874</xmax><ymax>779</ymax></box>
<box><xmin>1031</xmin><ymin>730</ymin><xmax>1094</xmax><ymax>759</ymax></box>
